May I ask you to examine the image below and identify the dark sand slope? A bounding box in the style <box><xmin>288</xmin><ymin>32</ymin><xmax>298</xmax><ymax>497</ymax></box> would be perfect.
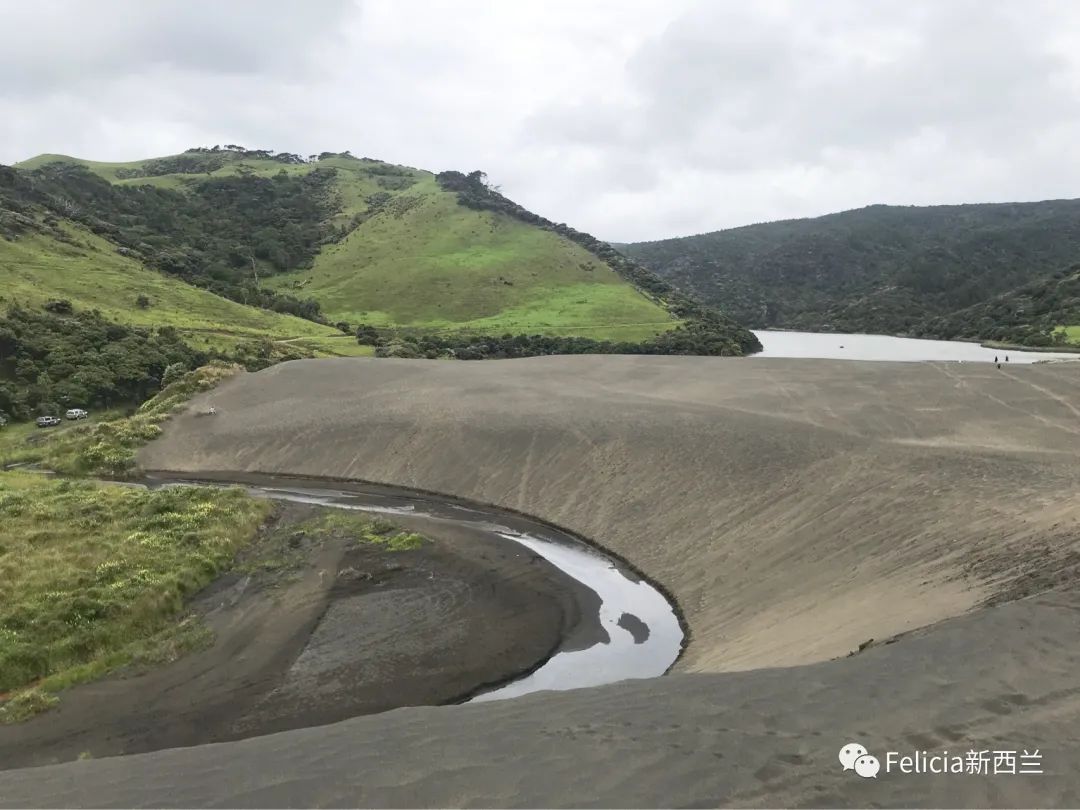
<box><xmin>140</xmin><ymin>356</ymin><xmax>1080</xmax><ymax>672</ymax></box>
<box><xmin>3</xmin><ymin>356</ymin><xmax>1079</xmax><ymax>807</ymax></box>
<box><xmin>3</xmin><ymin>587</ymin><xmax>1080</xmax><ymax>808</ymax></box>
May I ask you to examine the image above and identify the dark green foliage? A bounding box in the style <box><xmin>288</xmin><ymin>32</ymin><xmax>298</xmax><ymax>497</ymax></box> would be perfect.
<box><xmin>112</xmin><ymin>147</ymin><xmax>307</xmax><ymax>178</ymax></box>
<box><xmin>354</xmin><ymin>323</ymin><xmax>380</xmax><ymax>345</ymax></box>
<box><xmin>0</xmin><ymin>305</ymin><xmax>203</xmax><ymax>419</ymax></box>
<box><xmin>160</xmin><ymin>362</ymin><xmax>187</xmax><ymax>389</ymax></box>
<box><xmin>135</xmin><ymin>294</ymin><xmax>151</xmax><ymax>309</ymax></box>
<box><xmin>6</xmin><ymin>160</ymin><xmax>338</xmax><ymax>322</ymax></box>
<box><xmin>114</xmin><ymin>153</ymin><xmax>228</xmax><ymax>179</ymax></box>
<box><xmin>43</xmin><ymin>300</ymin><xmax>73</xmax><ymax>315</ymax></box>
<box><xmin>915</xmin><ymin>266</ymin><xmax>1080</xmax><ymax>345</ymax></box>
<box><xmin>622</xmin><ymin>200</ymin><xmax>1080</xmax><ymax>345</ymax></box>
<box><xmin>368</xmin><ymin>323</ymin><xmax>754</xmax><ymax>360</ymax></box>
<box><xmin>0</xmin><ymin>166</ymin><xmax>39</xmax><ymax>240</ymax></box>
<box><xmin>435</xmin><ymin>170</ymin><xmax>760</xmax><ymax>353</ymax></box>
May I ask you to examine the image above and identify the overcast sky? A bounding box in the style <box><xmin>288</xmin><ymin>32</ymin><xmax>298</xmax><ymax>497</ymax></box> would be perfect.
<box><xmin>4</xmin><ymin>0</ymin><xmax>1080</xmax><ymax>241</ymax></box>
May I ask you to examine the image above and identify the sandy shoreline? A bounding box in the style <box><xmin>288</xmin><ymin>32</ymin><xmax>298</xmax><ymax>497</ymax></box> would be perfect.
<box><xmin>3</xmin><ymin>355</ymin><xmax>1079</xmax><ymax>807</ymax></box>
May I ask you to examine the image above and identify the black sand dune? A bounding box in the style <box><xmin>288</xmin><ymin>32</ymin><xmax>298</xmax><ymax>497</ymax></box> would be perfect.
<box><xmin>2</xmin><ymin>355</ymin><xmax>1079</xmax><ymax>807</ymax></box>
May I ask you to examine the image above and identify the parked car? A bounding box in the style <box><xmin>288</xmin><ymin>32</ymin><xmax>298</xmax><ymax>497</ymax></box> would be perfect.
<box><xmin>65</xmin><ymin>408</ymin><xmax>88</xmax><ymax>420</ymax></box>
<box><xmin>0</xmin><ymin>415</ymin><xmax>7</xmax><ymax>428</ymax></box>
<box><xmin>36</xmin><ymin>416</ymin><xmax>61</xmax><ymax>428</ymax></box>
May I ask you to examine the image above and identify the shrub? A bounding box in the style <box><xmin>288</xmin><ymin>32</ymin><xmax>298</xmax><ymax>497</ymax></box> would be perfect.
<box><xmin>43</xmin><ymin>299</ymin><xmax>73</xmax><ymax>315</ymax></box>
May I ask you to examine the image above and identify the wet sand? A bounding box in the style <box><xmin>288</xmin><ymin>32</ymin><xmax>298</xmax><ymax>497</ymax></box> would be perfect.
<box><xmin>3</xmin><ymin>355</ymin><xmax>1080</xmax><ymax>807</ymax></box>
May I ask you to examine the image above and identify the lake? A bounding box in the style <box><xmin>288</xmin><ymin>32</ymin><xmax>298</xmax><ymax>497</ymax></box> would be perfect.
<box><xmin>752</xmin><ymin>330</ymin><xmax>1080</xmax><ymax>364</ymax></box>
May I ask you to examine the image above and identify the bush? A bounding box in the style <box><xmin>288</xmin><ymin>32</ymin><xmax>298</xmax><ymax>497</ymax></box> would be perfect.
<box><xmin>355</xmin><ymin>324</ymin><xmax>380</xmax><ymax>345</ymax></box>
<box><xmin>374</xmin><ymin>339</ymin><xmax>421</xmax><ymax>359</ymax></box>
<box><xmin>160</xmin><ymin>362</ymin><xmax>187</xmax><ymax>388</ymax></box>
<box><xmin>43</xmin><ymin>299</ymin><xmax>73</xmax><ymax>315</ymax></box>
<box><xmin>0</xmin><ymin>362</ymin><xmax>241</xmax><ymax>478</ymax></box>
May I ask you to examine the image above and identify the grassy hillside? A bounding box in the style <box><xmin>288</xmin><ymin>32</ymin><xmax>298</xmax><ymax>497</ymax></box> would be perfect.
<box><xmin>0</xmin><ymin>223</ymin><xmax>340</xmax><ymax>352</ymax></box>
<box><xmin>1</xmin><ymin>157</ymin><xmax>378</xmax><ymax>360</ymax></box>
<box><xmin>267</xmin><ymin>174</ymin><xmax>672</xmax><ymax>340</ymax></box>
<box><xmin>8</xmin><ymin>147</ymin><xmax>759</xmax><ymax>355</ymax></box>
<box><xmin>622</xmin><ymin>200</ymin><xmax>1080</xmax><ymax>347</ymax></box>
<box><xmin>22</xmin><ymin>150</ymin><xmax>680</xmax><ymax>341</ymax></box>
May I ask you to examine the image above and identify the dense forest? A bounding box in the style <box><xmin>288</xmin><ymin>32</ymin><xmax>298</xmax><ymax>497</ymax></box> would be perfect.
<box><xmin>0</xmin><ymin>304</ymin><xmax>204</xmax><ymax>420</ymax></box>
<box><xmin>436</xmin><ymin>170</ymin><xmax>761</xmax><ymax>355</ymax></box>
<box><xmin>915</xmin><ymin>265</ymin><xmax>1080</xmax><ymax>346</ymax></box>
<box><xmin>622</xmin><ymin>200</ymin><xmax>1080</xmax><ymax>346</ymax></box>
<box><xmin>358</xmin><ymin>321</ymin><xmax>754</xmax><ymax>359</ymax></box>
<box><xmin>1</xmin><ymin>160</ymin><xmax>337</xmax><ymax>320</ymax></box>
<box><xmin>0</xmin><ymin>301</ymin><xmax>316</xmax><ymax>421</ymax></box>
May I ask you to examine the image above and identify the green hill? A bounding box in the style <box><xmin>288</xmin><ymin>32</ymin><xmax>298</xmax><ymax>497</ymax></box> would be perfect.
<box><xmin>622</xmin><ymin>200</ymin><xmax>1080</xmax><ymax>347</ymax></box>
<box><xmin>0</xmin><ymin>165</ymin><xmax>366</xmax><ymax>359</ymax></box>
<box><xmin>0</xmin><ymin>223</ymin><xmax>347</xmax><ymax>351</ymax></box>
<box><xmin>7</xmin><ymin>148</ymin><xmax>758</xmax><ymax>355</ymax></box>
<box><xmin>265</xmin><ymin>170</ymin><xmax>672</xmax><ymax>341</ymax></box>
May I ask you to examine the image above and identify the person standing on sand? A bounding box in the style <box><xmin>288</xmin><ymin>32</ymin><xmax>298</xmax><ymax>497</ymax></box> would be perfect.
<box><xmin>995</xmin><ymin>355</ymin><xmax>999</xmax><ymax>363</ymax></box>
<box><xmin>1006</xmin><ymin>355</ymin><xmax>1009</xmax><ymax>362</ymax></box>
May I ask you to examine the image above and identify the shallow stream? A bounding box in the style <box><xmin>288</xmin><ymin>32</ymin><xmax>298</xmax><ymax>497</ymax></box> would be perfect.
<box><xmin>146</xmin><ymin>475</ymin><xmax>685</xmax><ymax>702</ymax></box>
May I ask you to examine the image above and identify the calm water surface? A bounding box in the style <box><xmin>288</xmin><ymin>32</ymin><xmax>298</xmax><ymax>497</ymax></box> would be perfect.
<box><xmin>147</xmin><ymin>476</ymin><xmax>683</xmax><ymax>701</ymax></box>
<box><xmin>753</xmin><ymin>330</ymin><xmax>1080</xmax><ymax>363</ymax></box>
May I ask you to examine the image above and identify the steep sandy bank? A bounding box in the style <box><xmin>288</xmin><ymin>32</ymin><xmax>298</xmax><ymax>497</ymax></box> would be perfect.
<box><xmin>139</xmin><ymin>356</ymin><xmax>1080</xmax><ymax>673</ymax></box>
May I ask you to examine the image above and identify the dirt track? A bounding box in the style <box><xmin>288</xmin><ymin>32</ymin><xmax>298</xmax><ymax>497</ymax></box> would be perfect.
<box><xmin>3</xmin><ymin>355</ymin><xmax>1080</xmax><ymax>807</ymax></box>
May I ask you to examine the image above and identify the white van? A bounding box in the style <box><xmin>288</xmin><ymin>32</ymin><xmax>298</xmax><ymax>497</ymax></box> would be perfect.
<box><xmin>65</xmin><ymin>408</ymin><xmax>88</xmax><ymax>420</ymax></box>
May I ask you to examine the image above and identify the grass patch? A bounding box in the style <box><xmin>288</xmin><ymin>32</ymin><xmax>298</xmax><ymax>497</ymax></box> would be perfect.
<box><xmin>1053</xmin><ymin>325</ymin><xmax>1080</xmax><ymax>345</ymax></box>
<box><xmin>0</xmin><ymin>362</ymin><xmax>241</xmax><ymax>477</ymax></box>
<box><xmin>264</xmin><ymin>177</ymin><xmax>677</xmax><ymax>340</ymax></box>
<box><xmin>0</xmin><ymin>472</ymin><xmax>270</xmax><ymax>721</ymax></box>
<box><xmin>314</xmin><ymin>512</ymin><xmax>428</xmax><ymax>551</ymax></box>
<box><xmin>280</xmin><ymin>335</ymin><xmax>377</xmax><ymax>357</ymax></box>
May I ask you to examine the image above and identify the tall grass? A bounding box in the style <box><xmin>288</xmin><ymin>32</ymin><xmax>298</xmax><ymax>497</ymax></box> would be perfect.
<box><xmin>0</xmin><ymin>473</ymin><xmax>270</xmax><ymax>721</ymax></box>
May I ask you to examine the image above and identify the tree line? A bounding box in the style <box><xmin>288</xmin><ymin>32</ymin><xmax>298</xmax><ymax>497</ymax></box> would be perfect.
<box><xmin>358</xmin><ymin>323</ymin><xmax>752</xmax><ymax>360</ymax></box>
<box><xmin>0</xmin><ymin>305</ymin><xmax>204</xmax><ymax>421</ymax></box>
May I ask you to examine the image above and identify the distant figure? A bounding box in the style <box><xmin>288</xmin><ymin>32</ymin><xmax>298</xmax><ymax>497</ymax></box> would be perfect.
<box><xmin>997</xmin><ymin>363</ymin><xmax>1001</xmax><ymax>370</ymax></box>
<box><xmin>1005</xmin><ymin>355</ymin><xmax>1009</xmax><ymax>362</ymax></box>
<box><xmin>994</xmin><ymin>355</ymin><xmax>998</xmax><ymax>363</ymax></box>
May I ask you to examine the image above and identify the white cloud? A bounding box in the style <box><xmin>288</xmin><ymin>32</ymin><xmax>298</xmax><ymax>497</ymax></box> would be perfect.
<box><xmin>3</xmin><ymin>0</ymin><xmax>1080</xmax><ymax>240</ymax></box>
